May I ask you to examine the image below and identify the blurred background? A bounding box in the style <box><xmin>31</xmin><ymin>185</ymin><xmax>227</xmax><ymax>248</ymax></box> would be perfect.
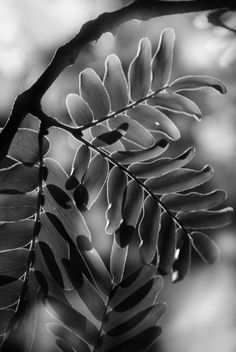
<box><xmin>0</xmin><ymin>0</ymin><xmax>236</xmax><ymax>351</ymax></box>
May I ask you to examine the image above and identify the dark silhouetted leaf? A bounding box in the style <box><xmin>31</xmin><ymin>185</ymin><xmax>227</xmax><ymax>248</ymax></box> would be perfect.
<box><xmin>149</xmin><ymin>93</ymin><xmax>201</xmax><ymax>120</ymax></box>
<box><xmin>0</xmin><ymin>248</ymin><xmax>28</xmax><ymax>278</ymax></box>
<box><xmin>39</xmin><ymin>212</ymin><xmax>71</xmax><ymax>289</ymax></box>
<box><xmin>66</xmin><ymin>94</ymin><xmax>93</xmax><ymax>126</ymax></box>
<box><xmin>145</xmin><ymin>165</ymin><xmax>213</xmax><ymax>194</ymax></box>
<box><xmin>104</xmin><ymin>54</ymin><xmax>129</xmax><ymax>112</ymax></box>
<box><xmin>177</xmin><ymin>207</ymin><xmax>234</xmax><ymax>229</ymax></box>
<box><xmin>47</xmin><ymin>323</ymin><xmax>90</xmax><ymax>352</ymax></box>
<box><xmin>169</xmin><ymin>75</ymin><xmax>227</xmax><ymax>94</ymax></box>
<box><xmin>108</xmin><ymin>114</ymin><xmax>154</xmax><ymax>148</ymax></box>
<box><xmin>0</xmin><ymin>279</ymin><xmax>23</xmax><ymax>309</ymax></box>
<box><xmin>66</xmin><ymin>145</ymin><xmax>90</xmax><ymax>190</ymax></box>
<box><xmin>79</xmin><ymin>68</ymin><xmax>110</xmax><ymax>119</ymax></box>
<box><xmin>139</xmin><ymin>196</ymin><xmax>161</xmax><ymax>264</ymax></box>
<box><xmin>158</xmin><ymin>212</ymin><xmax>176</xmax><ymax>275</ymax></box>
<box><xmin>91</xmin><ymin>124</ymin><xmax>125</xmax><ymax>153</ymax></box>
<box><xmin>46</xmin><ymin>296</ymin><xmax>98</xmax><ymax>345</ymax></box>
<box><xmin>73</xmin><ymin>184</ymin><xmax>89</xmax><ymax>212</ymax></box>
<box><xmin>76</xmin><ymin>236</ymin><xmax>111</xmax><ymax>296</ymax></box>
<box><xmin>115</xmin><ymin>223</ymin><xmax>134</xmax><ymax>248</ymax></box>
<box><xmin>172</xmin><ymin>229</ymin><xmax>191</xmax><ymax>283</ymax></box>
<box><xmin>0</xmin><ymin>309</ymin><xmax>14</xmax><ymax>335</ymax></box>
<box><xmin>39</xmin><ymin>241</ymin><xmax>64</xmax><ymax>289</ymax></box>
<box><xmin>103</xmin><ymin>326</ymin><xmax>162</xmax><ymax>352</ymax></box>
<box><xmin>56</xmin><ymin>339</ymin><xmax>75</xmax><ymax>352</ymax></box>
<box><xmin>152</xmin><ymin>28</ymin><xmax>175</xmax><ymax>90</ymax></box>
<box><xmin>161</xmin><ymin>190</ymin><xmax>226</xmax><ymax>212</ymax></box>
<box><xmin>0</xmin><ymin>164</ymin><xmax>39</xmax><ymax>193</ymax></box>
<box><xmin>128</xmin><ymin>147</ymin><xmax>195</xmax><ymax>178</ymax></box>
<box><xmin>1</xmin><ymin>270</ymin><xmax>39</xmax><ymax>351</ymax></box>
<box><xmin>112</xmin><ymin>139</ymin><xmax>168</xmax><ymax>164</ymax></box>
<box><xmin>106</xmin><ymin>166</ymin><xmax>127</xmax><ymax>234</ymax></box>
<box><xmin>191</xmin><ymin>232</ymin><xmax>220</xmax><ymax>264</ymax></box>
<box><xmin>129</xmin><ymin>37</ymin><xmax>152</xmax><ymax>101</ymax></box>
<box><xmin>128</xmin><ymin>103</ymin><xmax>180</xmax><ymax>140</ymax></box>
<box><xmin>47</xmin><ymin>184</ymin><xmax>72</xmax><ymax>209</ymax></box>
<box><xmin>8</xmin><ymin>128</ymin><xmax>50</xmax><ymax>165</ymax></box>
<box><xmin>0</xmin><ymin>220</ymin><xmax>34</xmax><ymax>251</ymax></box>
<box><xmin>110</xmin><ymin>235</ymin><xmax>129</xmax><ymax>284</ymax></box>
<box><xmin>93</xmin><ymin>123</ymin><xmax>128</xmax><ymax>147</ymax></box>
<box><xmin>0</xmin><ymin>191</ymin><xmax>37</xmax><ymax>221</ymax></box>
<box><xmin>62</xmin><ymin>259</ymin><xmax>105</xmax><ymax>321</ymax></box>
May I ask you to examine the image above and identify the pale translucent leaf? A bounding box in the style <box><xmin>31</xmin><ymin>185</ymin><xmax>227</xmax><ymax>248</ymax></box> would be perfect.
<box><xmin>79</xmin><ymin>68</ymin><xmax>110</xmax><ymax>119</ymax></box>
<box><xmin>128</xmin><ymin>37</ymin><xmax>152</xmax><ymax>101</ymax></box>
<box><xmin>0</xmin><ymin>248</ymin><xmax>28</xmax><ymax>278</ymax></box>
<box><xmin>123</xmin><ymin>180</ymin><xmax>144</xmax><ymax>227</ymax></box>
<box><xmin>169</xmin><ymin>75</ymin><xmax>227</xmax><ymax>94</ymax></box>
<box><xmin>191</xmin><ymin>232</ymin><xmax>220</xmax><ymax>264</ymax></box>
<box><xmin>7</xmin><ymin>128</ymin><xmax>50</xmax><ymax>165</ymax></box>
<box><xmin>66</xmin><ymin>94</ymin><xmax>93</xmax><ymax>127</ymax></box>
<box><xmin>145</xmin><ymin>165</ymin><xmax>214</xmax><ymax>194</ymax></box>
<box><xmin>83</xmin><ymin>154</ymin><xmax>109</xmax><ymax>209</ymax></box>
<box><xmin>177</xmin><ymin>207</ymin><xmax>234</xmax><ymax>229</ymax></box>
<box><xmin>111</xmin><ymin>139</ymin><xmax>168</xmax><ymax>164</ymax></box>
<box><xmin>105</xmin><ymin>166</ymin><xmax>127</xmax><ymax>234</ymax></box>
<box><xmin>161</xmin><ymin>190</ymin><xmax>226</xmax><ymax>212</ymax></box>
<box><xmin>128</xmin><ymin>147</ymin><xmax>195</xmax><ymax>178</ymax></box>
<box><xmin>108</xmin><ymin>114</ymin><xmax>155</xmax><ymax>148</ymax></box>
<box><xmin>0</xmin><ymin>164</ymin><xmax>39</xmax><ymax>193</ymax></box>
<box><xmin>152</xmin><ymin>28</ymin><xmax>175</xmax><ymax>90</ymax></box>
<box><xmin>0</xmin><ymin>192</ymin><xmax>37</xmax><ymax>221</ymax></box>
<box><xmin>149</xmin><ymin>93</ymin><xmax>201</xmax><ymax>120</ymax></box>
<box><xmin>0</xmin><ymin>220</ymin><xmax>34</xmax><ymax>251</ymax></box>
<box><xmin>128</xmin><ymin>103</ymin><xmax>180</xmax><ymax>140</ymax></box>
<box><xmin>104</xmin><ymin>54</ymin><xmax>129</xmax><ymax>111</ymax></box>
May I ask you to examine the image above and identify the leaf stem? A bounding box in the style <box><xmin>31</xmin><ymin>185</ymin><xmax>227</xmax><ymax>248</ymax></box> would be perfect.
<box><xmin>78</xmin><ymin>86</ymin><xmax>169</xmax><ymax>131</ymax></box>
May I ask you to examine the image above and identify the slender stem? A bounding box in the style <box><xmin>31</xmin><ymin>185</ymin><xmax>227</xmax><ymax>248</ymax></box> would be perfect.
<box><xmin>79</xmin><ymin>86</ymin><xmax>169</xmax><ymax>131</ymax></box>
<box><xmin>93</xmin><ymin>280</ymin><xmax>115</xmax><ymax>352</ymax></box>
<box><xmin>79</xmin><ymin>136</ymin><xmax>192</xmax><ymax>239</ymax></box>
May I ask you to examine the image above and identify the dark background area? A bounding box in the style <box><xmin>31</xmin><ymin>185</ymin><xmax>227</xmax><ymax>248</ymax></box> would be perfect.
<box><xmin>1</xmin><ymin>1</ymin><xmax>236</xmax><ymax>351</ymax></box>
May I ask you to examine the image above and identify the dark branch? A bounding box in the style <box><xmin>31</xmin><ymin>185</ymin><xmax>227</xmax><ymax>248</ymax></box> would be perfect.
<box><xmin>0</xmin><ymin>0</ymin><xmax>235</xmax><ymax>161</ymax></box>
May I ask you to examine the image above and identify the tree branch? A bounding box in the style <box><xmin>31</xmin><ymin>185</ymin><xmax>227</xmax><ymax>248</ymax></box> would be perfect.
<box><xmin>0</xmin><ymin>0</ymin><xmax>235</xmax><ymax>162</ymax></box>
